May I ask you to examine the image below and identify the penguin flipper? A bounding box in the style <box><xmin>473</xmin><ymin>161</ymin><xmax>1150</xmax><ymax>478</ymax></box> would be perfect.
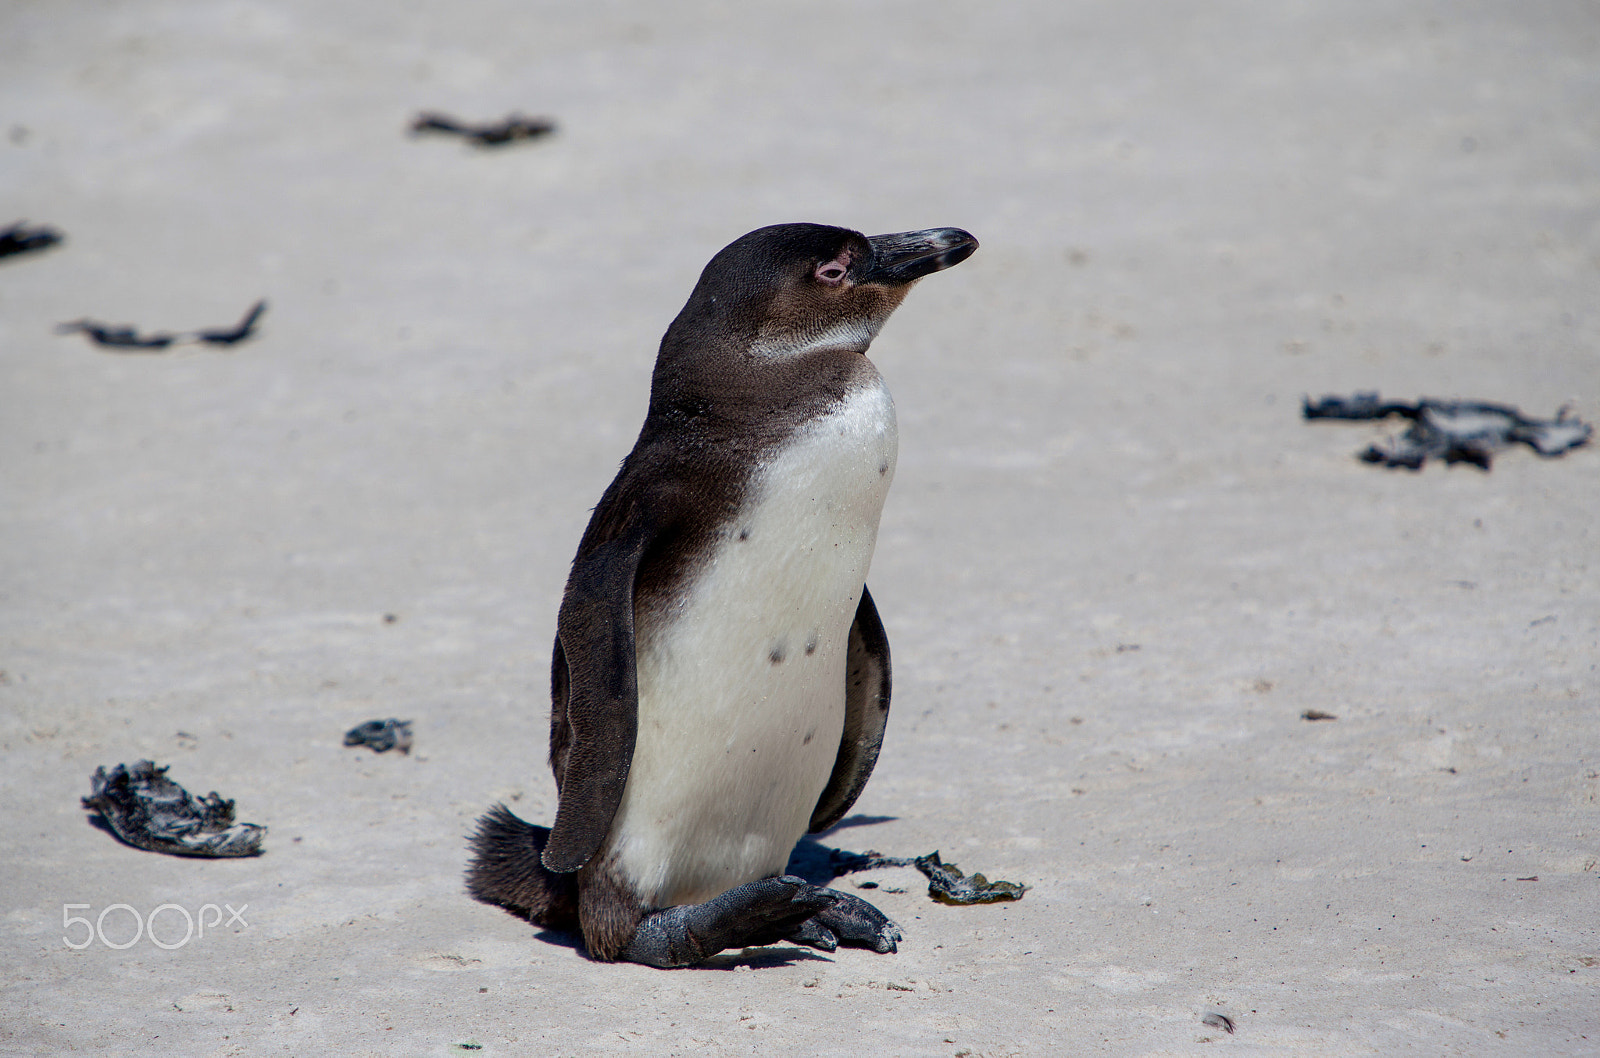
<box><xmin>543</xmin><ymin>519</ymin><xmax>654</xmax><ymax>874</ymax></box>
<box><xmin>807</xmin><ymin>584</ymin><xmax>892</xmax><ymax>833</ymax></box>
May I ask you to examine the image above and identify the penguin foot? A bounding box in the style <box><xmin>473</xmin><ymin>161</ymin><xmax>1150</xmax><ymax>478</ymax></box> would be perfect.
<box><xmin>621</xmin><ymin>875</ymin><xmax>836</xmax><ymax>968</ymax></box>
<box><xmin>786</xmin><ymin>890</ymin><xmax>901</xmax><ymax>954</ymax></box>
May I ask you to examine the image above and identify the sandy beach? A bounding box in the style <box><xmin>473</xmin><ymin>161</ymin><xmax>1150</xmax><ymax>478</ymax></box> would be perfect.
<box><xmin>2</xmin><ymin>1</ymin><xmax>1597</xmax><ymax>1053</ymax></box>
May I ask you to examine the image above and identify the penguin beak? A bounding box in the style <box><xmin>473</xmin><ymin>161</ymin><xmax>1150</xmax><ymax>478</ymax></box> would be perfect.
<box><xmin>862</xmin><ymin>228</ymin><xmax>979</xmax><ymax>285</ymax></box>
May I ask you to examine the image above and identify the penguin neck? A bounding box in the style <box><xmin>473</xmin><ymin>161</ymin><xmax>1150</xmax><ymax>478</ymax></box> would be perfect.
<box><xmin>648</xmin><ymin>335</ymin><xmax>881</xmax><ymax>432</ymax></box>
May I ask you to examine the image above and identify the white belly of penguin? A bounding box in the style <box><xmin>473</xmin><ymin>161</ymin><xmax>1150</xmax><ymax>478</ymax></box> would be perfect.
<box><xmin>609</xmin><ymin>380</ymin><xmax>898</xmax><ymax>909</ymax></box>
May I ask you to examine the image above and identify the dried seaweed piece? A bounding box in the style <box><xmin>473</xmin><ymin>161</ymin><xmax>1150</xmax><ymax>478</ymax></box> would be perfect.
<box><xmin>343</xmin><ymin>718</ymin><xmax>413</xmax><ymax>754</ymax></box>
<box><xmin>1302</xmin><ymin>392</ymin><xmax>1414</xmax><ymax>421</ymax></box>
<box><xmin>1514</xmin><ymin>416</ymin><xmax>1594</xmax><ymax>456</ymax></box>
<box><xmin>55</xmin><ymin>319</ymin><xmax>177</xmax><ymax>349</ymax></box>
<box><xmin>0</xmin><ymin>220</ymin><xmax>63</xmax><ymax>259</ymax></box>
<box><xmin>826</xmin><ymin>848</ymin><xmax>1028</xmax><ymax>905</ymax></box>
<box><xmin>824</xmin><ymin>847</ymin><xmax>902</xmax><ymax>875</ymax></box>
<box><xmin>913</xmin><ymin>851</ymin><xmax>1029</xmax><ymax>905</ymax></box>
<box><xmin>410</xmin><ymin>111</ymin><xmax>556</xmax><ymax>147</ymax></box>
<box><xmin>1303</xmin><ymin>392</ymin><xmax>1591</xmax><ymax>469</ymax></box>
<box><xmin>56</xmin><ymin>299</ymin><xmax>268</xmax><ymax>351</ymax></box>
<box><xmin>196</xmin><ymin>299</ymin><xmax>267</xmax><ymax>345</ymax></box>
<box><xmin>82</xmin><ymin>760</ymin><xmax>266</xmax><ymax>857</ymax></box>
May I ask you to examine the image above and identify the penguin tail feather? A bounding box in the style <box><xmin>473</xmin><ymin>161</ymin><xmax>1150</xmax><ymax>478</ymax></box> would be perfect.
<box><xmin>465</xmin><ymin>803</ymin><xmax>579</xmax><ymax>930</ymax></box>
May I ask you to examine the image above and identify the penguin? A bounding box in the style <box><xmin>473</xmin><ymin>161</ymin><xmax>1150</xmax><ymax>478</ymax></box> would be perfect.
<box><xmin>467</xmin><ymin>222</ymin><xmax>978</xmax><ymax>967</ymax></box>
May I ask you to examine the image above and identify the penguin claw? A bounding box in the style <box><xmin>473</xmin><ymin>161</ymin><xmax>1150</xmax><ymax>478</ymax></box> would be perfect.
<box><xmin>785</xmin><ymin>917</ymin><xmax>839</xmax><ymax>952</ymax></box>
<box><xmin>801</xmin><ymin>890</ymin><xmax>901</xmax><ymax>954</ymax></box>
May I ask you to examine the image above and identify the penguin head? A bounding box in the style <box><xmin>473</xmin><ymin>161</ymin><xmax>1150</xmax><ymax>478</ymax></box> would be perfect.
<box><xmin>660</xmin><ymin>223</ymin><xmax>978</xmax><ymax>364</ymax></box>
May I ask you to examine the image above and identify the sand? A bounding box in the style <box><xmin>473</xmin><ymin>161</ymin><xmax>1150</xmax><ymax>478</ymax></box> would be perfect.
<box><xmin>2</xmin><ymin>1</ymin><xmax>1596</xmax><ymax>1054</ymax></box>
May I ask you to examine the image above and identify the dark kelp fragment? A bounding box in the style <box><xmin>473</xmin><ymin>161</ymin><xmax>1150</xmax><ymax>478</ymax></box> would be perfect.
<box><xmin>1304</xmin><ymin>392</ymin><xmax>1591</xmax><ymax>469</ymax></box>
<box><xmin>826</xmin><ymin>848</ymin><xmax>1028</xmax><ymax>905</ymax></box>
<box><xmin>55</xmin><ymin>319</ymin><xmax>177</xmax><ymax>349</ymax></box>
<box><xmin>195</xmin><ymin>299</ymin><xmax>268</xmax><ymax>345</ymax></box>
<box><xmin>0</xmin><ymin>220</ymin><xmax>64</xmax><ymax>259</ymax></box>
<box><xmin>82</xmin><ymin>760</ymin><xmax>266</xmax><ymax>857</ymax></box>
<box><xmin>56</xmin><ymin>299</ymin><xmax>268</xmax><ymax>352</ymax></box>
<box><xmin>409</xmin><ymin>111</ymin><xmax>556</xmax><ymax>147</ymax></box>
<box><xmin>343</xmin><ymin>718</ymin><xmax>413</xmax><ymax>754</ymax></box>
<box><xmin>913</xmin><ymin>851</ymin><xmax>1029</xmax><ymax>905</ymax></box>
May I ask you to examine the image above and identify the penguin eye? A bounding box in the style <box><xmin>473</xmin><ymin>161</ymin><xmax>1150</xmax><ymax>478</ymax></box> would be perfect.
<box><xmin>814</xmin><ymin>254</ymin><xmax>850</xmax><ymax>287</ymax></box>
